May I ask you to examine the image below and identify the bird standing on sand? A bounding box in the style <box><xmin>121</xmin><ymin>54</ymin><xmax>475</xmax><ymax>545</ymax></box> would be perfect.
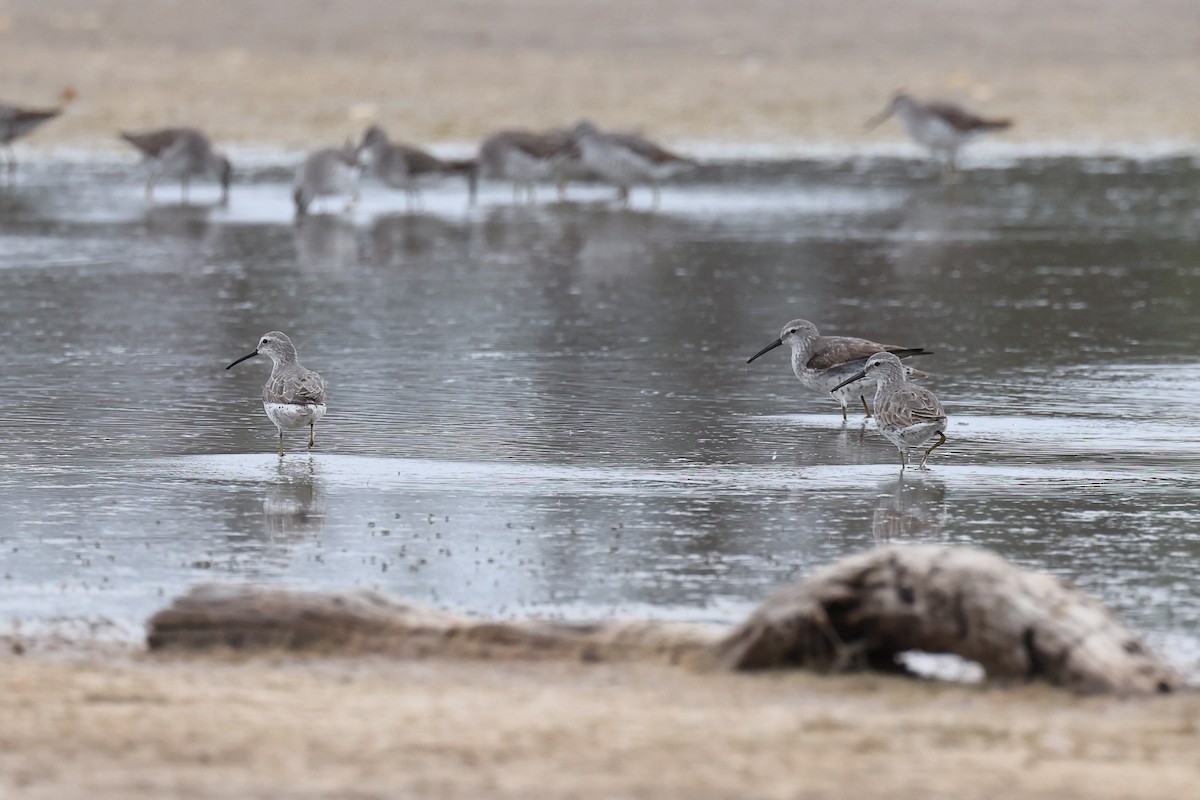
<box><xmin>833</xmin><ymin>351</ymin><xmax>948</xmax><ymax>470</ymax></box>
<box><xmin>476</xmin><ymin>128</ymin><xmax>577</xmax><ymax>204</ymax></box>
<box><xmin>0</xmin><ymin>89</ymin><xmax>74</xmax><ymax>177</ymax></box>
<box><xmin>358</xmin><ymin>125</ymin><xmax>477</xmax><ymax>208</ymax></box>
<box><xmin>119</xmin><ymin>127</ymin><xmax>233</xmax><ymax>204</ymax></box>
<box><xmin>226</xmin><ymin>332</ymin><xmax>327</xmax><ymax>456</ymax></box>
<box><xmin>865</xmin><ymin>92</ymin><xmax>1011</xmax><ymax>173</ymax></box>
<box><xmin>293</xmin><ymin>144</ymin><xmax>360</xmax><ymax>216</ymax></box>
<box><xmin>568</xmin><ymin>120</ymin><xmax>694</xmax><ymax>207</ymax></box>
<box><xmin>747</xmin><ymin>319</ymin><xmax>930</xmax><ymax>421</ymax></box>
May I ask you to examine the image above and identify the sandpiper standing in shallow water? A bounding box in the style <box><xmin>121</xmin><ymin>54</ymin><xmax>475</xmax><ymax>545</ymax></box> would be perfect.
<box><xmin>747</xmin><ymin>319</ymin><xmax>930</xmax><ymax>420</ymax></box>
<box><xmin>358</xmin><ymin>125</ymin><xmax>477</xmax><ymax>208</ymax></box>
<box><xmin>0</xmin><ymin>88</ymin><xmax>74</xmax><ymax>178</ymax></box>
<box><xmin>834</xmin><ymin>351</ymin><xmax>948</xmax><ymax>470</ymax></box>
<box><xmin>865</xmin><ymin>92</ymin><xmax>1011</xmax><ymax>174</ymax></box>
<box><xmin>476</xmin><ymin>128</ymin><xmax>577</xmax><ymax>204</ymax></box>
<box><xmin>119</xmin><ymin>127</ymin><xmax>233</xmax><ymax>204</ymax></box>
<box><xmin>227</xmin><ymin>332</ymin><xmax>327</xmax><ymax>456</ymax></box>
<box><xmin>294</xmin><ymin>143</ymin><xmax>360</xmax><ymax>217</ymax></box>
<box><xmin>568</xmin><ymin>120</ymin><xmax>694</xmax><ymax>207</ymax></box>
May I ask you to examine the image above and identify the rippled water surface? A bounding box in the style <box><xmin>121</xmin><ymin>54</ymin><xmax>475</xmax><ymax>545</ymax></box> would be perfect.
<box><xmin>2</xmin><ymin>153</ymin><xmax>1199</xmax><ymax>673</ymax></box>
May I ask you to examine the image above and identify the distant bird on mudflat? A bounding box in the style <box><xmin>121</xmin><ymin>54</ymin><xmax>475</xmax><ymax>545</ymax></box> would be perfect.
<box><xmin>120</xmin><ymin>127</ymin><xmax>232</xmax><ymax>204</ymax></box>
<box><xmin>293</xmin><ymin>143</ymin><xmax>360</xmax><ymax>217</ymax></box>
<box><xmin>747</xmin><ymin>319</ymin><xmax>931</xmax><ymax>421</ymax></box>
<box><xmin>476</xmin><ymin>128</ymin><xmax>577</xmax><ymax>203</ymax></box>
<box><xmin>866</xmin><ymin>92</ymin><xmax>1012</xmax><ymax>173</ymax></box>
<box><xmin>226</xmin><ymin>331</ymin><xmax>327</xmax><ymax>456</ymax></box>
<box><xmin>358</xmin><ymin>125</ymin><xmax>477</xmax><ymax>208</ymax></box>
<box><xmin>568</xmin><ymin>120</ymin><xmax>695</xmax><ymax>207</ymax></box>
<box><xmin>0</xmin><ymin>88</ymin><xmax>74</xmax><ymax>177</ymax></box>
<box><xmin>834</xmin><ymin>351</ymin><xmax>948</xmax><ymax>470</ymax></box>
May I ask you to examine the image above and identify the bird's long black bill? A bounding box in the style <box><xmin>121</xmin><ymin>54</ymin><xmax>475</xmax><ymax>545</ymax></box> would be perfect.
<box><xmin>864</xmin><ymin>108</ymin><xmax>894</xmax><ymax>132</ymax></box>
<box><xmin>747</xmin><ymin>338</ymin><xmax>783</xmax><ymax>364</ymax></box>
<box><xmin>832</xmin><ymin>370</ymin><xmax>868</xmax><ymax>392</ymax></box>
<box><xmin>226</xmin><ymin>351</ymin><xmax>258</xmax><ymax>370</ymax></box>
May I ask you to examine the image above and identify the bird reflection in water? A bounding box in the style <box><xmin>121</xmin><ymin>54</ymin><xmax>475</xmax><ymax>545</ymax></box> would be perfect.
<box><xmin>368</xmin><ymin>212</ymin><xmax>468</xmax><ymax>265</ymax></box>
<box><xmin>143</xmin><ymin>203</ymin><xmax>216</xmax><ymax>241</ymax></box>
<box><xmin>262</xmin><ymin>458</ymin><xmax>326</xmax><ymax>540</ymax></box>
<box><xmin>871</xmin><ymin>474</ymin><xmax>947</xmax><ymax>542</ymax></box>
<box><xmin>293</xmin><ymin>213</ymin><xmax>360</xmax><ymax>271</ymax></box>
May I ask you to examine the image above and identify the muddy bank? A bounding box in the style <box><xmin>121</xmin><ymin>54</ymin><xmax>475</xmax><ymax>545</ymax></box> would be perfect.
<box><xmin>1</xmin><ymin>0</ymin><xmax>1197</xmax><ymax>150</ymax></box>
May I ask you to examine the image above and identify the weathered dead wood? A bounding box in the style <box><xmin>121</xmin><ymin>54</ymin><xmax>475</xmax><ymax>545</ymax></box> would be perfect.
<box><xmin>147</xmin><ymin>545</ymin><xmax>1182</xmax><ymax>694</ymax></box>
<box><xmin>715</xmin><ymin>545</ymin><xmax>1181</xmax><ymax>695</ymax></box>
<box><xmin>147</xmin><ymin>584</ymin><xmax>722</xmax><ymax>668</ymax></box>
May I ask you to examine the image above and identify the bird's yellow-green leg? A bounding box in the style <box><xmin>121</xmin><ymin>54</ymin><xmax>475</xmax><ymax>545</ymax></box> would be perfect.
<box><xmin>860</xmin><ymin>395</ymin><xmax>872</xmax><ymax>417</ymax></box>
<box><xmin>918</xmin><ymin>432</ymin><xmax>948</xmax><ymax>470</ymax></box>
<box><xmin>899</xmin><ymin>450</ymin><xmax>907</xmax><ymax>471</ymax></box>
<box><xmin>278</xmin><ymin>430</ymin><xmax>285</xmax><ymax>457</ymax></box>
<box><xmin>308</xmin><ymin>423</ymin><xmax>316</xmax><ymax>449</ymax></box>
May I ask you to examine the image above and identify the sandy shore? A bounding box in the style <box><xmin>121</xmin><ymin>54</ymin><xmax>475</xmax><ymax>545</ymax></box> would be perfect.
<box><xmin>1</xmin><ymin>0</ymin><xmax>1198</xmax><ymax>151</ymax></box>
<box><xmin>3</xmin><ymin>648</ymin><xmax>1199</xmax><ymax>800</ymax></box>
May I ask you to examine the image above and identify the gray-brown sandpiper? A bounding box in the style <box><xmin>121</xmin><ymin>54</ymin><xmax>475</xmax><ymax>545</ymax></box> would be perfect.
<box><xmin>120</xmin><ymin>127</ymin><xmax>232</xmax><ymax>204</ymax></box>
<box><xmin>358</xmin><ymin>125</ymin><xmax>477</xmax><ymax>208</ymax></box>
<box><xmin>227</xmin><ymin>331</ymin><xmax>327</xmax><ymax>456</ymax></box>
<box><xmin>0</xmin><ymin>89</ymin><xmax>72</xmax><ymax>177</ymax></box>
<box><xmin>294</xmin><ymin>143</ymin><xmax>360</xmax><ymax>217</ymax></box>
<box><xmin>568</xmin><ymin>120</ymin><xmax>694</xmax><ymax>207</ymax></box>
<box><xmin>865</xmin><ymin>92</ymin><xmax>1012</xmax><ymax>173</ymax></box>
<box><xmin>747</xmin><ymin>319</ymin><xmax>930</xmax><ymax>420</ymax></box>
<box><xmin>476</xmin><ymin>128</ymin><xmax>577</xmax><ymax>203</ymax></box>
<box><xmin>834</xmin><ymin>351</ymin><xmax>948</xmax><ymax>470</ymax></box>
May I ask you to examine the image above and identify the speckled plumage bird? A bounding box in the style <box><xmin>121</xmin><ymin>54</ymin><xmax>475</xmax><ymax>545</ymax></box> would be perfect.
<box><xmin>866</xmin><ymin>92</ymin><xmax>1012</xmax><ymax>172</ymax></box>
<box><xmin>835</xmin><ymin>351</ymin><xmax>948</xmax><ymax>470</ymax></box>
<box><xmin>293</xmin><ymin>144</ymin><xmax>360</xmax><ymax>216</ymax></box>
<box><xmin>0</xmin><ymin>90</ymin><xmax>71</xmax><ymax>176</ymax></box>
<box><xmin>120</xmin><ymin>127</ymin><xmax>232</xmax><ymax>204</ymax></box>
<box><xmin>568</xmin><ymin>120</ymin><xmax>694</xmax><ymax>207</ymax></box>
<box><xmin>358</xmin><ymin>125</ymin><xmax>477</xmax><ymax>207</ymax></box>
<box><xmin>476</xmin><ymin>127</ymin><xmax>577</xmax><ymax>203</ymax></box>
<box><xmin>226</xmin><ymin>331</ymin><xmax>327</xmax><ymax>456</ymax></box>
<box><xmin>748</xmin><ymin>319</ymin><xmax>930</xmax><ymax>420</ymax></box>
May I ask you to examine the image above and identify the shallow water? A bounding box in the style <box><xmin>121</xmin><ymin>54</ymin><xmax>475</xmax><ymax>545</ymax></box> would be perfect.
<box><xmin>1</xmin><ymin>153</ymin><xmax>1199</xmax><ymax>674</ymax></box>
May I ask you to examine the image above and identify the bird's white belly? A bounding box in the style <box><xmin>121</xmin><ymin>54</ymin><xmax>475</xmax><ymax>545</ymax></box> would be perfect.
<box><xmin>381</xmin><ymin>168</ymin><xmax>441</xmax><ymax>192</ymax></box>
<box><xmin>581</xmin><ymin>142</ymin><xmax>647</xmax><ymax>184</ymax></box>
<box><xmin>159</xmin><ymin>155</ymin><xmax>206</xmax><ymax>179</ymax></box>
<box><xmin>797</xmin><ymin>366</ymin><xmax>875</xmax><ymax>399</ymax></box>
<box><xmin>879</xmin><ymin>419</ymin><xmax>947</xmax><ymax>453</ymax></box>
<box><xmin>905</xmin><ymin>115</ymin><xmax>967</xmax><ymax>152</ymax></box>
<box><xmin>264</xmin><ymin>402</ymin><xmax>326</xmax><ymax>431</ymax></box>
<box><xmin>297</xmin><ymin>162</ymin><xmax>358</xmax><ymax>198</ymax></box>
<box><xmin>324</xmin><ymin>164</ymin><xmax>359</xmax><ymax>196</ymax></box>
<box><xmin>501</xmin><ymin>150</ymin><xmax>555</xmax><ymax>182</ymax></box>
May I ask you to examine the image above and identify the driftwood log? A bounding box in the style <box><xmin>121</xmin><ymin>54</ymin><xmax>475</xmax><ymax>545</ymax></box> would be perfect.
<box><xmin>146</xmin><ymin>584</ymin><xmax>721</xmax><ymax>667</ymax></box>
<box><xmin>147</xmin><ymin>545</ymin><xmax>1182</xmax><ymax>695</ymax></box>
<box><xmin>715</xmin><ymin>545</ymin><xmax>1181</xmax><ymax>695</ymax></box>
